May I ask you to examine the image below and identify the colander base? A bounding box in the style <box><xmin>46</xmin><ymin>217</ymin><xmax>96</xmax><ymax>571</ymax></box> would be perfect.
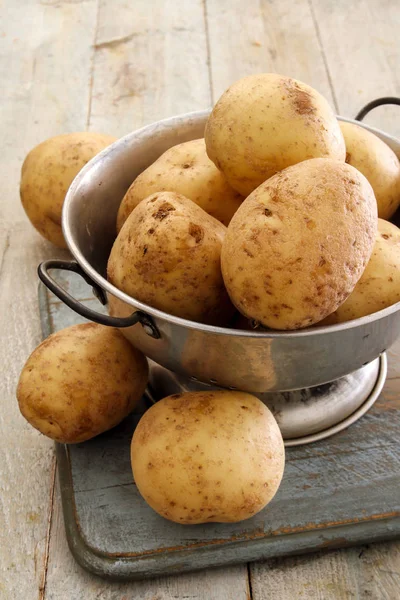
<box><xmin>146</xmin><ymin>354</ymin><xmax>387</xmax><ymax>446</ymax></box>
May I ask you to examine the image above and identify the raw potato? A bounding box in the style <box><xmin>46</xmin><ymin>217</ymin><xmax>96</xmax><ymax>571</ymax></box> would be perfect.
<box><xmin>341</xmin><ymin>121</ymin><xmax>400</xmax><ymax>220</ymax></box>
<box><xmin>20</xmin><ymin>132</ymin><xmax>116</xmax><ymax>247</ymax></box>
<box><xmin>17</xmin><ymin>324</ymin><xmax>148</xmax><ymax>443</ymax></box>
<box><xmin>116</xmin><ymin>139</ymin><xmax>243</xmax><ymax>231</ymax></box>
<box><xmin>131</xmin><ymin>391</ymin><xmax>285</xmax><ymax>524</ymax></box>
<box><xmin>324</xmin><ymin>219</ymin><xmax>400</xmax><ymax>323</ymax></box>
<box><xmin>108</xmin><ymin>191</ymin><xmax>235</xmax><ymax>325</ymax></box>
<box><xmin>205</xmin><ymin>73</ymin><xmax>345</xmax><ymax>196</ymax></box>
<box><xmin>221</xmin><ymin>158</ymin><xmax>378</xmax><ymax>330</ymax></box>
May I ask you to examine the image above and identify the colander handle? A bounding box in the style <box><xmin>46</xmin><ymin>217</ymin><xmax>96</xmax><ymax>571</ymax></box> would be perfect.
<box><xmin>355</xmin><ymin>97</ymin><xmax>400</xmax><ymax>121</ymax></box>
<box><xmin>38</xmin><ymin>260</ymin><xmax>160</xmax><ymax>338</ymax></box>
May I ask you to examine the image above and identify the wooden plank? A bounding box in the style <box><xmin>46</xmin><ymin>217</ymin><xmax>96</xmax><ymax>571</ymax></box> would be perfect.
<box><xmin>349</xmin><ymin>540</ymin><xmax>400</xmax><ymax>598</ymax></box>
<box><xmin>0</xmin><ymin>225</ymin><xmax>64</xmax><ymax>600</ymax></box>
<box><xmin>44</xmin><ymin>476</ymin><xmax>250</xmax><ymax>599</ymax></box>
<box><xmin>0</xmin><ymin>0</ymin><xmax>99</xmax><ymax>226</ymax></box>
<box><xmin>88</xmin><ymin>0</ymin><xmax>212</xmax><ymax>136</ymax></box>
<box><xmin>251</xmin><ymin>550</ymin><xmax>358</xmax><ymax>599</ymax></box>
<box><xmin>310</xmin><ymin>0</ymin><xmax>400</xmax><ymax>137</ymax></box>
<box><xmin>206</xmin><ymin>0</ymin><xmax>335</xmax><ymax>106</ymax></box>
<box><xmin>251</xmin><ymin>541</ymin><xmax>400</xmax><ymax>599</ymax></box>
<box><xmin>0</xmin><ymin>0</ymin><xmax>98</xmax><ymax>598</ymax></box>
<box><xmin>42</xmin><ymin>0</ymin><xmax>250</xmax><ymax>596</ymax></box>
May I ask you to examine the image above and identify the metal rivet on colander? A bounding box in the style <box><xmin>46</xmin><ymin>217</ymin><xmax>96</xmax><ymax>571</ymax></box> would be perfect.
<box><xmin>136</xmin><ymin>313</ymin><xmax>160</xmax><ymax>339</ymax></box>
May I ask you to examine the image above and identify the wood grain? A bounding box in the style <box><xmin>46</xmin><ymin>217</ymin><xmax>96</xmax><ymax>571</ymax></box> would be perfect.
<box><xmin>0</xmin><ymin>0</ymin><xmax>99</xmax><ymax>226</ymax></box>
<box><xmin>0</xmin><ymin>225</ymin><xmax>63</xmax><ymax>600</ymax></box>
<box><xmin>88</xmin><ymin>0</ymin><xmax>212</xmax><ymax>137</ymax></box>
<box><xmin>310</xmin><ymin>0</ymin><xmax>400</xmax><ymax>136</ymax></box>
<box><xmin>251</xmin><ymin>541</ymin><xmax>400</xmax><ymax>599</ymax></box>
<box><xmin>206</xmin><ymin>0</ymin><xmax>335</xmax><ymax>106</ymax></box>
<box><xmin>251</xmin><ymin>550</ymin><xmax>359</xmax><ymax>599</ymax></box>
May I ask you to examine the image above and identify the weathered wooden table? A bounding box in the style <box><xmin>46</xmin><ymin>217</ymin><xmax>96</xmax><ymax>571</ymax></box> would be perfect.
<box><xmin>1</xmin><ymin>1</ymin><xmax>400</xmax><ymax>598</ymax></box>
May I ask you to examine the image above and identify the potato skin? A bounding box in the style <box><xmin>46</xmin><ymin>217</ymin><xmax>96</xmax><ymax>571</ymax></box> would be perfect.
<box><xmin>205</xmin><ymin>73</ymin><xmax>345</xmax><ymax>196</ymax></box>
<box><xmin>17</xmin><ymin>324</ymin><xmax>148</xmax><ymax>443</ymax></box>
<box><xmin>20</xmin><ymin>132</ymin><xmax>116</xmax><ymax>247</ymax></box>
<box><xmin>108</xmin><ymin>191</ymin><xmax>235</xmax><ymax>325</ymax></box>
<box><xmin>324</xmin><ymin>219</ymin><xmax>400</xmax><ymax>323</ymax></box>
<box><xmin>341</xmin><ymin>121</ymin><xmax>400</xmax><ymax>220</ymax></box>
<box><xmin>221</xmin><ymin>158</ymin><xmax>378</xmax><ymax>330</ymax></box>
<box><xmin>131</xmin><ymin>391</ymin><xmax>285</xmax><ymax>524</ymax></box>
<box><xmin>117</xmin><ymin>139</ymin><xmax>243</xmax><ymax>231</ymax></box>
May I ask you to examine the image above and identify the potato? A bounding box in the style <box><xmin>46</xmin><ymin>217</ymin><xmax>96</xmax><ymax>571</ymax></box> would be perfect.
<box><xmin>323</xmin><ymin>219</ymin><xmax>400</xmax><ymax>323</ymax></box>
<box><xmin>20</xmin><ymin>132</ymin><xmax>116</xmax><ymax>247</ymax></box>
<box><xmin>340</xmin><ymin>121</ymin><xmax>400</xmax><ymax>220</ymax></box>
<box><xmin>221</xmin><ymin>158</ymin><xmax>378</xmax><ymax>330</ymax></box>
<box><xmin>131</xmin><ymin>391</ymin><xmax>285</xmax><ymax>524</ymax></box>
<box><xmin>17</xmin><ymin>324</ymin><xmax>148</xmax><ymax>443</ymax></box>
<box><xmin>205</xmin><ymin>73</ymin><xmax>345</xmax><ymax>196</ymax></box>
<box><xmin>116</xmin><ymin>139</ymin><xmax>243</xmax><ymax>232</ymax></box>
<box><xmin>108</xmin><ymin>191</ymin><xmax>235</xmax><ymax>325</ymax></box>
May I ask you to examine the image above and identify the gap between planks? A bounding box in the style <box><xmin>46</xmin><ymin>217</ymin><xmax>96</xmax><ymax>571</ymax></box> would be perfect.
<box><xmin>86</xmin><ymin>0</ymin><xmax>101</xmax><ymax>130</ymax></box>
<box><xmin>307</xmin><ymin>0</ymin><xmax>339</xmax><ymax>112</ymax></box>
<box><xmin>38</xmin><ymin>456</ymin><xmax>57</xmax><ymax>600</ymax></box>
<box><xmin>202</xmin><ymin>0</ymin><xmax>214</xmax><ymax>105</ymax></box>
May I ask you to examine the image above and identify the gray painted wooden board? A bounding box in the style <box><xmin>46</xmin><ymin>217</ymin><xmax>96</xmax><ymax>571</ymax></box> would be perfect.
<box><xmin>40</xmin><ymin>273</ymin><xmax>400</xmax><ymax>581</ymax></box>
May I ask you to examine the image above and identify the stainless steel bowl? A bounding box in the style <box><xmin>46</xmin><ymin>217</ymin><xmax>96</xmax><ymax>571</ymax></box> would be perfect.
<box><xmin>39</xmin><ymin>110</ymin><xmax>400</xmax><ymax>393</ymax></box>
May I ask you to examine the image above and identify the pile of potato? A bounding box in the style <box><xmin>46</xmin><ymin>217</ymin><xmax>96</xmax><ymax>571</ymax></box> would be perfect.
<box><xmin>20</xmin><ymin>73</ymin><xmax>400</xmax><ymax>330</ymax></box>
<box><xmin>17</xmin><ymin>72</ymin><xmax>400</xmax><ymax>525</ymax></box>
<box><xmin>109</xmin><ymin>73</ymin><xmax>400</xmax><ymax>330</ymax></box>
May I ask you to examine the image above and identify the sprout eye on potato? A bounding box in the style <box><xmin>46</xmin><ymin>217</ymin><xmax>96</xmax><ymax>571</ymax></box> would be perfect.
<box><xmin>17</xmin><ymin>324</ymin><xmax>148</xmax><ymax>444</ymax></box>
<box><xmin>20</xmin><ymin>132</ymin><xmax>116</xmax><ymax>247</ymax></box>
<box><xmin>131</xmin><ymin>391</ymin><xmax>285</xmax><ymax>524</ymax></box>
<box><xmin>323</xmin><ymin>219</ymin><xmax>400</xmax><ymax>323</ymax></box>
<box><xmin>108</xmin><ymin>191</ymin><xmax>236</xmax><ymax>325</ymax></box>
<box><xmin>340</xmin><ymin>121</ymin><xmax>400</xmax><ymax>220</ymax></box>
<box><xmin>205</xmin><ymin>73</ymin><xmax>346</xmax><ymax>196</ymax></box>
<box><xmin>221</xmin><ymin>158</ymin><xmax>378</xmax><ymax>330</ymax></box>
<box><xmin>117</xmin><ymin>138</ymin><xmax>243</xmax><ymax>231</ymax></box>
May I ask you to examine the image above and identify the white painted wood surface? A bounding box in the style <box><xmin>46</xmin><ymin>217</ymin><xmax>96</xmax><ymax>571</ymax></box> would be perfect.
<box><xmin>1</xmin><ymin>0</ymin><xmax>400</xmax><ymax>598</ymax></box>
<box><xmin>89</xmin><ymin>0</ymin><xmax>211</xmax><ymax>136</ymax></box>
<box><xmin>206</xmin><ymin>0</ymin><xmax>335</xmax><ymax>106</ymax></box>
<box><xmin>310</xmin><ymin>0</ymin><xmax>400</xmax><ymax>138</ymax></box>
